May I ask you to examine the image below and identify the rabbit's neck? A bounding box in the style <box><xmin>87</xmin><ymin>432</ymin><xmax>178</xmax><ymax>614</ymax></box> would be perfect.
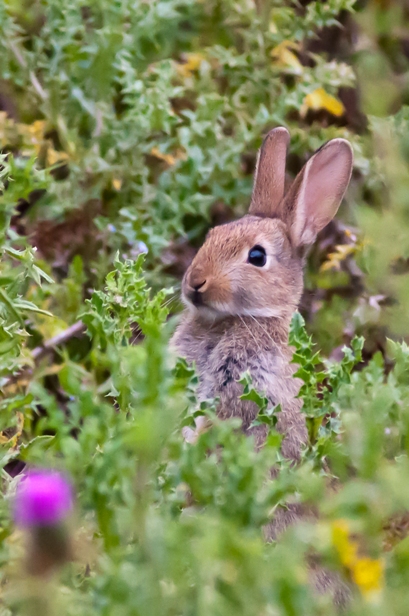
<box><xmin>172</xmin><ymin>312</ymin><xmax>293</xmax><ymax>373</ymax></box>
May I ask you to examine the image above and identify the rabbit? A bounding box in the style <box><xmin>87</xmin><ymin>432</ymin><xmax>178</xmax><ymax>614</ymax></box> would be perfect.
<box><xmin>172</xmin><ymin>127</ymin><xmax>353</xmax><ymax>457</ymax></box>
<box><xmin>171</xmin><ymin>127</ymin><xmax>353</xmax><ymax>599</ymax></box>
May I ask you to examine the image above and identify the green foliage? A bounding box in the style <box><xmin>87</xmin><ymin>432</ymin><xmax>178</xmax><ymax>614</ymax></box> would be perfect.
<box><xmin>0</xmin><ymin>156</ymin><xmax>52</xmax><ymax>391</ymax></box>
<box><xmin>1</xmin><ymin>0</ymin><xmax>409</xmax><ymax>615</ymax></box>
<box><xmin>2</xmin><ymin>210</ymin><xmax>409</xmax><ymax>613</ymax></box>
<box><xmin>0</xmin><ymin>0</ymin><xmax>359</xmax><ymax>259</ymax></box>
<box><xmin>290</xmin><ymin>312</ymin><xmax>364</xmax><ymax>465</ymax></box>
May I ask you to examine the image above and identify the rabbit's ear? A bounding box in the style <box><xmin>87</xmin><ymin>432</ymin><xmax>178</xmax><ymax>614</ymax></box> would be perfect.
<box><xmin>282</xmin><ymin>139</ymin><xmax>353</xmax><ymax>247</ymax></box>
<box><xmin>249</xmin><ymin>127</ymin><xmax>290</xmax><ymax>217</ymax></box>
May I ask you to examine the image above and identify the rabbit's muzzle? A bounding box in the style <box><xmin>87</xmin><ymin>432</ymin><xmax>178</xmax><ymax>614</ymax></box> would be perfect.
<box><xmin>187</xmin><ymin>287</ymin><xmax>204</xmax><ymax>307</ymax></box>
<box><xmin>183</xmin><ymin>275</ymin><xmax>209</xmax><ymax>307</ymax></box>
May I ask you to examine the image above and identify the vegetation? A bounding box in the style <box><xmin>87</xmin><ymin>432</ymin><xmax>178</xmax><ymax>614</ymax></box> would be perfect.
<box><xmin>1</xmin><ymin>0</ymin><xmax>409</xmax><ymax>614</ymax></box>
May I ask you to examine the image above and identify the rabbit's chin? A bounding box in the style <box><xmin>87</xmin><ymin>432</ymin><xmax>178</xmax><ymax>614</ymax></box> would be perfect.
<box><xmin>183</xmin><ymin>297</ymin><xmax>286</xmax><ymax>321</ymax></box>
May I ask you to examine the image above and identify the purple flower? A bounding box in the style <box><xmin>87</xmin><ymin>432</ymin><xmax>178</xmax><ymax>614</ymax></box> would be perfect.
<box><xmin>14</xmin><ymin>470</ymin><xmax>73</xmax><ymax>528</ymax></box>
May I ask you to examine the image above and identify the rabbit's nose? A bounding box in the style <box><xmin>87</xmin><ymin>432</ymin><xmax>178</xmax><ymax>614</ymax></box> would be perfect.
<box><xmin>185</xmin><ymin>272</ymin><xmax>208</xmax><ymax>306</ymax></box>
<box><xmin>188</xmin><ymin>271</ymin><xmax>207</xmax><ymax>292</ymax></box>
<box><xmin>192</xmin><ymin>279</ymin><xmax>206</xmax><ymax>291</ymax></box>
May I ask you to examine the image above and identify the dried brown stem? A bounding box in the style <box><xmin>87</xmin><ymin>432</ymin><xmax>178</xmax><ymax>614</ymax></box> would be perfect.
<box><xmin>31</xmin><ymin>321</ymin><xmax>86</xmax><ymax>362</ymax></box>
<box><xmin>2</xmin><ymin>321</ymin><xmax>86</xmax><ymax>392</ymax></box>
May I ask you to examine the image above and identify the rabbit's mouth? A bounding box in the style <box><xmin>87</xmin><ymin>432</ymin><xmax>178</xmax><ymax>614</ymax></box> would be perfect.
<box><xmin>183</xmin><ymin>290</ymin><xmax>215</xmax><ymax>315</ymax></box>
<box><xmin>182</xmin><ymin>287</ymin><xmax>230</xmax><ymax>319</ymax></box>
<box><xmin>183</xmin><ymin>293</ymin><xmax>252</xmax><ymax>320</ymax></box>
<box><xmin>183</xmin><ymin>289</ymin><xmax>288</xmax><ymax>320</ymax></box>
<box><xmin>190</xmin><ymin>289</ymin><xmax>205</xmax><ymax>307</ymax></box>
<box><xmin>182</xmin><ymin>285</ymin><xmax>206</xmax><ymax>308</ymax></box>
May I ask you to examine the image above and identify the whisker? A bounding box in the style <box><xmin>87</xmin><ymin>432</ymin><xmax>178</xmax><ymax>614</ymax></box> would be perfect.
<box><xmin>161</xmin><ymin>292</ymin><xmax>180</xmax><ymax>309</ymax></box>
<box><xmin>162</xmin><ymin>297</ymin><xmax>175</xmax><ymax>308</ymax></box>
<box><xmin>249</xmin><ymin>315</ymin><xmax>275</xmax><ymax>347</ymax></box>
<box><xmin>131</xmin><ymin>328</ymin><xmax>144</xmax><ymax>344</ymax></box>
<box><xmin>239</xmin><ymin>315</ymin><xmax>261</xmax><ymax>354</ymax></box>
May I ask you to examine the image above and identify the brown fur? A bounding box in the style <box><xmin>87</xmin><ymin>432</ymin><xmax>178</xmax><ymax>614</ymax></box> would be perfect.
<box><xmin>173</xmin><ymin>229</ymin><xmax>306</xmax><ymax>459</ymax></box>
<box><xmin>171</xmin><ymin>127</ymin><xmax>353</xmax><ymax>602</ymax></box>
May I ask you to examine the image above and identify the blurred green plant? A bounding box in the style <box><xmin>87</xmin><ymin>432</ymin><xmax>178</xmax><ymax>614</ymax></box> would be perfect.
<box><xmin>1</xmin><ymin>0</ymin><xmax>409</xmax><ymax>615</ymax></box>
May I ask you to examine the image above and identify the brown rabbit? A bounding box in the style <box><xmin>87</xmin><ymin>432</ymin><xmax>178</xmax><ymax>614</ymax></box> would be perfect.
<box><xmin>171</xmin><ymin>128</ymin><xmax>353</xmax><ymax>596</ymax></box>
<box><xmin>172</xmin><ymin>126</ymin><xmax>352</xmax><ymax>454</ymax></box>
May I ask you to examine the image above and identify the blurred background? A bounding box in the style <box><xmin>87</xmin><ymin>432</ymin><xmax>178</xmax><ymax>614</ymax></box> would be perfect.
<box><xmin>1</xmin><ymin>0</ymin><xmax>409</xmax><ymax>614</ymax></box>
<box><xmin>0</xmin><ymin>0</ymin><xmax>408</xmax><ymax>356</ymax></box>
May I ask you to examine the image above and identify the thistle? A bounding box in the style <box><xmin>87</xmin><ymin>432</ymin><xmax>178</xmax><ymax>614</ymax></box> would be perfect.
<box><xmin>14</xmin><ymin>470</ymin><xmax>73</xmax><ymax>577</ymax></box>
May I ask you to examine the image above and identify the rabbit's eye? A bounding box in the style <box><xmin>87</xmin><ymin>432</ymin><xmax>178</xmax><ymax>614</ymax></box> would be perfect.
<box><xmin>248</xmin><ymin>245</ymin><xmax>267</xmax><ymax>267</ymax></box>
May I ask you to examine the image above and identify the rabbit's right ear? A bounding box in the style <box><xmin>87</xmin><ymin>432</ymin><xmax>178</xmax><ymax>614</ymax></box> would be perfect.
<box><xmin>281</xmin><ymin>138</ymin><xmax>353</xmax><ymax>247</ymax></box>
<box><xmin>249</xmin><ymin>127</ymin><xmax>289</xmax><ymax>217</ymax></box>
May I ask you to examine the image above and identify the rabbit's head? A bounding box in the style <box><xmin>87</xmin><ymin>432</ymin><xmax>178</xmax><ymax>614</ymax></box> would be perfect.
<box><xmin>182</xmin><ymin>128</ymin><xmax>353</xmax><ymax>320</ymax></box>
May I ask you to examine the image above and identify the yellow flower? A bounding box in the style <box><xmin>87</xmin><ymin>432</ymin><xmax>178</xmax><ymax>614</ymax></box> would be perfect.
<box><xmin>18</xmin><ymin>120</ymin><xmax>47</xmax><ymax>153</ymax></box>
<box><xmin>351</xmin><ymin>557</ymin><xmax>384</xmax><ymax>596</ymax></box>
<box><xmin>320</xmin><ymin>243</ymin><xmax>357</xmax><ymax>272</ymax></box>
<box><xmin>271</xmin><ymin>40</ymin><xmax>302</xmax><ymax>74</ymax></box>
<box><xmin>176</xmin><ymin>52</ymin><xmax>205</xmax><ymax>78</ymax></box>
<box><xmin>47</xmin><ymin>146</ymin><xmax>69</xmax><ymax>166</ymax></box>
<box><xmin>150</xmin><ymin>147</ymin><xmax>187</xmax><ymax>166</ymax></box>
<box><xmin>300</xmin><ymin>87</ymin><xmax>345</xmax><ymax>118</ymax></box>
<box><xmin>331</xmin><ymin>519</ymin><xmax>358</xmax><ymax>567</ymax></box>
<box><xmin>150</xmin><ymin>147</ymin><xmax>177</xmax><ymax>166</ymax></box>
<box><xmin>0</xmin><ymin>411</ymin><xmax>24</xmax><ymax>448</ymax></box>
<box><xmin>331</xmin><ymin>520</ymin><xmax>384</xmax><ymax>599</ymax></box>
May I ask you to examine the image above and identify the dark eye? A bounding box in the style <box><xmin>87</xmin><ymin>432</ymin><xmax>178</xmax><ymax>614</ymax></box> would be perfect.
<box><xmin>248</xmin><ymin>245</ymin><xmax>267</xmax><ymax>267</ymax></box>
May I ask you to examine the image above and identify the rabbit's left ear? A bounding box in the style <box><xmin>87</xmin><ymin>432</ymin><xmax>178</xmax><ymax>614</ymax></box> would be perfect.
<box><xmin>249</xmin><ymin>127</ymin><xmax>289</xmax><ymax>217</ymax></box>
<box><xmin>282</xmin><ymin>139</ymin><xmax>353</xmax><ymax>247</ymax></box>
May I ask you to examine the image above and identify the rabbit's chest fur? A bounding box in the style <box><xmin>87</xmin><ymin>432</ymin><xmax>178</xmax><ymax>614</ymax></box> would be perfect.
<box><xmin>172</xmin><ymin>314</ymin><xmax>307</xmax><ymax>460</ymax></box>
